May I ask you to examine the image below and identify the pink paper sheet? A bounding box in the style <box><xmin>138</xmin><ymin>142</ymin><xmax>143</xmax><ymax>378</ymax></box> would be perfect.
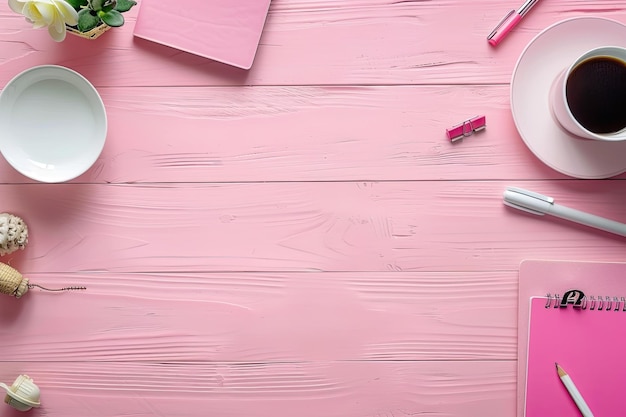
<box><xmin>518</xmin><ymin>260</ymin><xmax>626</xmax><ymax>417</ymax></box>
<box><xmin>133</xmin><ymin>0</ymin><xmax>271</xmax><ymax>69</ymax></box>
<box><xmin>525</xmin><ymin>297</ymin><xmax>626</xmax><ymax>416</ymax></box>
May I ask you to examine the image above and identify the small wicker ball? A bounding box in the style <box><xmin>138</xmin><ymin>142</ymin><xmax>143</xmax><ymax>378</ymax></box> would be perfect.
<box><xmin>0</xmin><ymin>262</ymin><xmax>29</xmax><ymax>298</ymax></box>
<box><xmin>0</xmin><ymin>213</ymin><xmax>28</xmax><ymax>256</ymax></box>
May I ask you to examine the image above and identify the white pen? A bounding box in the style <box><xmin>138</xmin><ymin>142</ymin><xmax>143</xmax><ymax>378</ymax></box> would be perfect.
<box><xmin>503</xmin><ymin>186</ymin><xmax>626</xmax><ymax>237</ymax></box>
<box><xmin>556</xmin><ymin>363</ymin><xmax>594</xmax><ymax>417</ymax></box>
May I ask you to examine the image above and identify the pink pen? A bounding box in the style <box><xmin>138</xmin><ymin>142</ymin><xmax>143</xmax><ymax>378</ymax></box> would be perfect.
<box><xmin>487</xmin><ymin>0</ymin><xmax>539</xmax><ymax>46</ymax></box>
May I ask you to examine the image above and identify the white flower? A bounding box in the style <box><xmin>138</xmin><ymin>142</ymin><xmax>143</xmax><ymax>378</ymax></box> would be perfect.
<box><xmin>8</xmin><ymin>0</ymin><xmax>79</xmax><ymax>42</ymax></box>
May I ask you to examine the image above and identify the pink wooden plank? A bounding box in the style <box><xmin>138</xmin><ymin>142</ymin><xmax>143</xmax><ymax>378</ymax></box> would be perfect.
<box><xmin>0</xmin><ymin>85</ymin><xmax>621</xmax><ymax>184</ymax></box>
<box><xmin>0</xmin><ymin>2</ymin><xmax>624</xmax><ymax>87</ymax></box>
<box><xmin>0</xmin><ymin>180</ymin><xmax>623</xmax><ymax>275</ymax></box>
<box><xmin>0</xmin><ymin>361</ymin><xmax>516</xmax><ymax>417</ymax></box>
<box><xmin>0</xmin><ymin>270</ymin><xmax>516</xmax><ymax>361</ymax></box>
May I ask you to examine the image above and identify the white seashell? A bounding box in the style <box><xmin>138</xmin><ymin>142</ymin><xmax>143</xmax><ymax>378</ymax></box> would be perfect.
<box><xmin>0</xmin><ymin>213</ymin><xmax>28</xmax><ymax>256</ymax></box>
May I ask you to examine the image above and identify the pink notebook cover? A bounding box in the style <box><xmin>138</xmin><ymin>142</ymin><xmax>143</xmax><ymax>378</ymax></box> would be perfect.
<box><xmin>133</xmin><ymin>0</ymin><xmax>271</xmax><ymax>70</ymax></box>
<box><xmin>518</xmin><ymin>260</ymin><xmax>626</xmax><ymax>417</ymax></box>
<box><xmin>525</xmin><ymin>297</ymin><xmax>626</xmax><ymax>417</ymax></box>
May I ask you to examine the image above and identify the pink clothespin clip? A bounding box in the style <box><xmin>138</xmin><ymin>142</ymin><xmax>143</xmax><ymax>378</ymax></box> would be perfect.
<box><xmin>446</xmin><ymin>115</ymin><xmax>486</xmax><ymax>143</ymax></box>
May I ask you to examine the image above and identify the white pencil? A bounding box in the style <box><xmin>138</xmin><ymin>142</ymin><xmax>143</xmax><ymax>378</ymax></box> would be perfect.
<box><xmin>555</xmin><ymin>363</ymin><xmax>594</xmax><ymax>417</ymax></box>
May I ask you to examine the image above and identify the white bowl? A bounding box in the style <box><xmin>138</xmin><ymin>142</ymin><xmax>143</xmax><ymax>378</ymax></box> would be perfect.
<box><xmin>0</xmin><ymin>65</ymin><xmax>107</xmax><ymax>183</ymax></box>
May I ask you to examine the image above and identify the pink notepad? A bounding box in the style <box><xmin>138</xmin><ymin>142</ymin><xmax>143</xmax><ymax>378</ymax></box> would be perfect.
<box><xmin>525</xmin><ymin>296</ymin><xmax>626</xmax><ymax>417</ymax></box>
<box><xmin>133</xmin><ymin>0</ymin><xmax>271</xmax><ymax>69</ymax></box>
<box><xmin>518</xmin><ymin>260</ymin><xmax>626</xmax><ymax>417</ymax></box>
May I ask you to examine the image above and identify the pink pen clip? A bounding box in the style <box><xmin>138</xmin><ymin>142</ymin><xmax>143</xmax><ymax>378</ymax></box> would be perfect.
<box><xmin>446</xmin><ymin>115</ymin><xmax>486</xmax><ymax>142</ymax></box>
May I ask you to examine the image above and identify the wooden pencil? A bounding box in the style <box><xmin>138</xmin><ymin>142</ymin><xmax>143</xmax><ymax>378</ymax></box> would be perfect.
<box><xmin>556</xmin><ymin>363</ymin><xmax>594</xmax><ymax>417</ymax></box>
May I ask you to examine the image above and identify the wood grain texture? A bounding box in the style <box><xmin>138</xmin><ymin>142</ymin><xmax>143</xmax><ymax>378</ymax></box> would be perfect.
<box><xmin>0</xmin><ymin>361</ymin><xmax>516</xmax><ymax>417</ymax></box>
<box><xmin>0</xmin><ymin>85</ymin><xmax>570</xmax><ymax>184</ymax></box>
<box><xmin>0</xmin><ymin>181</ymin><xmax>623</xmax><ymax>274</ymax></box>
<box><xmin>0</xmin><ymin>84</ymin><xmax>538</xmax><ymax>183</ymax></box>
<box><xmin>0</xmin><ymin>1</ymin><xmax>624</xmax><ymax>87</ymax></box>
<box><xmin>0</xmin><ymin>271</ymin><xmax>516</xmax><ymax>362</ymax></box>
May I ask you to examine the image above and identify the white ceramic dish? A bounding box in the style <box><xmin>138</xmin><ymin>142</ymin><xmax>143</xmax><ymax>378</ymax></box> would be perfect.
<box><xmin>511</xmin><ymin>17</ymin><xmax>626</xmax><ymax>179</ymax></box>
<box><xmin>0</xmin><ymin>65</ymin><xmax>106</xmax><ymax>183</ymax></box>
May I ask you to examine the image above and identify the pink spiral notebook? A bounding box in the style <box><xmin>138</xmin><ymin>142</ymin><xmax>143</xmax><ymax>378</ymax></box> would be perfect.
<box><xmin>518</xmin><ymin>260</ymin><xmax>626</xmax><ymax>417</ymax></box>
<box><xmin>133</xmin><ymin>0</ymin><xmax>272</xmax><ymax>69</ymax></box>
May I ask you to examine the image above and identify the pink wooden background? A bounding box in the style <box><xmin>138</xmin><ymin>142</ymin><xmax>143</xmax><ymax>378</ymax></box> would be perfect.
<box><xmin>0</xmin><ymin>1</ymin><xmax>625</xmax><ymax>416</ymax></box>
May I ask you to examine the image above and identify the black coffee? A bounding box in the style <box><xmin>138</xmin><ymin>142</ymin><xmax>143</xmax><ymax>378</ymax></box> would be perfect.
<box><xmin>565</xmin><ymin>56</ymin><xmax>626</xmax><ymax>134</ymax></box>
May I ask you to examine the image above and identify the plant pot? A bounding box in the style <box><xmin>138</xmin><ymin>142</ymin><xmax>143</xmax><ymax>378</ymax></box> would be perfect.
<box><xmin>66</xmin><ymin>23</ymin><xmax>111</xmax><ymax>40</ymax></box>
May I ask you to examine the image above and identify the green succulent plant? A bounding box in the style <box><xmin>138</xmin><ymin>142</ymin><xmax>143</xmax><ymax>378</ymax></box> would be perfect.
<box><xmin>64</xmin><ymin>0</ymin><xmax>137</xmax><ymax>32</ymax></box>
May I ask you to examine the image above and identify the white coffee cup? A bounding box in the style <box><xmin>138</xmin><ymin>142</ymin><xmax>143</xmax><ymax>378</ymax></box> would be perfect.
<box><xmin>550</xmin><ymin>46</ymin><xmax>626</xmax><ymax>141</ymax></box>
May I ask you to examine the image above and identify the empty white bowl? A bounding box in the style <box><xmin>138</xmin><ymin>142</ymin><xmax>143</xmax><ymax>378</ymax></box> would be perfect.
<box><xmin>0</xmin><ymin>65</ymin><xmax>107</xmax><ymax>183</ymax></box>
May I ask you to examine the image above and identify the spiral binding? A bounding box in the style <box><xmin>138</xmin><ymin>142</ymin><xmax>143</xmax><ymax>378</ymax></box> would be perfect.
<box><xmin>545</xmin><ymin>289</ymin><xmax>626</xmax><ymax>311</ymax></box>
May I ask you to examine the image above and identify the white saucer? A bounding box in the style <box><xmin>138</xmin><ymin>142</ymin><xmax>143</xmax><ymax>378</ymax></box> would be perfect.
<box><xmin>511</xmin><ymin>17</ymin><xmax>626</xmax><ymax>179</ymax></box>
<box><xmin>0</xmin><ymin>65</ymin><xmax>106</xmax><ymax>183</ymax></box>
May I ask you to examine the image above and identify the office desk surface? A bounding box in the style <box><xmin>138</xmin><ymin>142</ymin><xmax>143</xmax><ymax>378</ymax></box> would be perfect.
<box><xmin>0</xmin><ymin>1</ymin><xmax>625</xmax><ymax>416</ymax></box>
